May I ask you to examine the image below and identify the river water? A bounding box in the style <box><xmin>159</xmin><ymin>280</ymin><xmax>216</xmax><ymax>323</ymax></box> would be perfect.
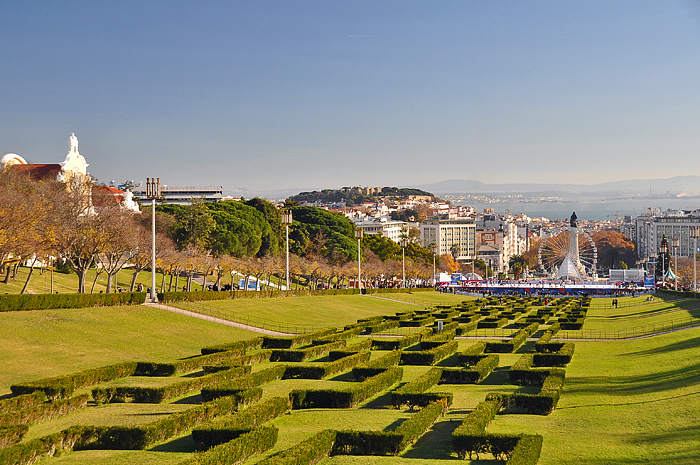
<box><xmin>454</xmin><ymin>197</ymin><xmax>700</xmax><ymax>220</ymax></box>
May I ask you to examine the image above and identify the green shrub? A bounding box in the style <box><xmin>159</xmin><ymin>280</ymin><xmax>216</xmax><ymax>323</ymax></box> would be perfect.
<box><xmin>200</xmin><ymin>337</ymin><xmax>263</xmax><ymax>355</ymax></box>
<box><xmin>179</xmin><ymin>426</ymin><xmax>278</xmax><ymax>465</ymax></box>
<box><xmin>11</xmin><ymin>362</ymin><xmax>137</xmax><ymax>400</ymax></box>
<box><xmin>256</xmin><ymin>429</ymin><xmax>336</xmax><ymax>465</ymax></box>
<box><xmin>0</xmin><ymin>392</ymin><xmax>45</xmax><ymax>413</ymax></box>
<box><xmin>0</xmin><ymin>394</ymin><xmax>88</xmax><ymax>427</ymax></box>
<box><xmin>92</xmin><ymin>366</ymin><xmax>251</xmax><ymax>404</ymax></box>
<box><xmin>477</xmin><ymin>317</ymin><xmax>508</xmax><ymax>329</ymax></box>
<box><xmin>352</xmin><ymin>351</ymin><xmax>401</xmax><ymax>381</ymax></box>
<box><xmin>313</xmin><ymin>326</ymin><xmax>363</xmax><ymax>343</ymax></box>
<box><xmin>262</xmin><ymin>328</ymin><xmax>338</xmax><ymax>349</ymax></box>
<box><xmin>135</xmin><ymin>349</ymin><xmax>256</xmax><ymax>376</ymax></box>
<box><xmin>370</xmin><ymin>328</ymin><xmax>432</xmax><ymax>351</ymax></box>
<box><xmin>201</xmin><ymin>351</ymin><xmax>273</xmax><ymax>374</ymax></box>
<box><xmin>399</xmin><ymin>316</ymin><xmax>436</xmax><ymax>327</ymax></box>
<box><xmin>0</xmin><ymin>425</ymin><xmax>29</xmax><ymax>448</ymax></box>
<box><xmin>504</xmin><ymin>433</ymin><xmax>542</xmax><ymax>463</ymax></box>
<box><xmin>328</xmin><ymin>339</ymin><xmax>373</xmax><ymax>361</ymax></box>
<box><xmin>332</xmin><ymin>430</ymin><xmax>403</xmax><ymax>456</ymax></box>
<box><xmin>400</xmin><ymin>340</ymin><xmax>458</xmax><ymax>366</ymax></box>
<box><xmin>456</xmin><ymin>321</ymin><xmax>479</xmax><ymax>335</ymax></box>
<box><xmin>283</xmin><ymin>351</ymin><xmax>371</xmax><ymax>379</ymax></box>
<box><xmin>457</xmin><ymin>342</ymin><xmax>486</xmax><ymax>367</ymax></box>
<box><xmin>0</xmin><ymin>427</ymin><xmax>88</xmax><ymax>465</ymax></box>
<box><xmin>421</xmin><ymin>330</ymin><xmax>457</xmax><ymax>349</ymax></box>
<box><xmin>192</xmin><ymin>397</ymin><xmax>289</xmax><ymax>449</ymax></box>
<box><xmin>392</xmin><ymin>368</ymin><xmax>445</xmax><ymax>408</ymax></box>
<box><xmin>362</xmin><ymin>320</ymin><xmax>400</xmax><ymax>334</ymax></box>
<box><xmin>201</xmin><ymin>366</ymin><xmax>285</xmax><ymax>402</ymax></box>
<box><xmin>440</xmin><ymin>354</ymin><xmax>499</xmax><ymax>384</ymax></box>
<box><xmin>0</xmin><ymin>292</ymin><xmax>146</xmax><ymax>312</ymax></box>
<box><xmin>270</xmin><ymin>340</ymin><xmax>345</xmax><ymax>362</ymax></box>
<box><xmin>533</xmin><ymin>343</ymin><xmax>575</xmax><ymax>366</ymax></box>
<box><xmin>451</xmin><ymin>399</ymin><xmax>502</xmax><ymax>460</ymax></box>
<box><xmin>485</xmin><ymin>323</ymin><xmax>539</xmax><ymax>353</ymax></box>
<box><xmin>290</xmin><ymin>367</ymin><xmax>403</xmax><ymax>409</ymax></box>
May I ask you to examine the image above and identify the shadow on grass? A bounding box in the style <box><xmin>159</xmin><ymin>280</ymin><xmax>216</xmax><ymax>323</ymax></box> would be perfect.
<box><xmin>478</xmin><ymin>366</ymin><xmax>511</xmax><ymax>386</ymax></box>
<box><xmin>565</xmin><ymin>362</ymin><xmax>700</xmax><ymax>396</ymax></box>
<box><xmin>515</xmin><ymin>341</ymin><xmax>536</xmax><ymax>354</ymax></box>
<box><xmin>330</xmin><ymin>371</ymin><xmax>356</xmax><ymax>382</ymax></box>
<box><xmin>359</xmin><ymin>390</ymin><xmax>394</xmax><ymax>409</ymax></box>
<box><xmin>149</xmin><ymin>434</ymin><xmax>198</xmax><ymax>453</ymax></box>
<box><xmin>623</xmin><ymin>336</ymin><xmax>700</xmax><ymax>357</ymax></box>
<box><xmin>436</xmin><ymin>353</ymin><xmax>459</xmax><ymax>367</ymax></box>
<box><xmin>558</xmin><ymin>389</ymin><xmax>700</xmax><ymax>410</ymax></box>
<box><xmin>171</xmin><ymin>393</ymin><xmax>203</xmax><ymax>404</ymax></box>
<box><xmin>401</xmin><ymin>419</ymin><xmax>462</xmax><ymax>460</ymax></box>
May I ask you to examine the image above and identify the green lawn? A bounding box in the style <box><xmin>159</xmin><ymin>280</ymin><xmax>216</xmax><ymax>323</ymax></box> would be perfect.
<box><xmin>3</xmin><ymin>294</ymin><xmax>700</xmax><ymax>464</ymax></box>
<box><xmin>0</xmin><ymin>305</ymin><xmax>255</xmax><ymax>395</ymax></box>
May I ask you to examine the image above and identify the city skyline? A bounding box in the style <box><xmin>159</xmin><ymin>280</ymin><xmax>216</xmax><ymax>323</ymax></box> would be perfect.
<box><xmin>2</xmin><ymin>1</ymin><xmax>700</xmax><ymax>192</ymax></box>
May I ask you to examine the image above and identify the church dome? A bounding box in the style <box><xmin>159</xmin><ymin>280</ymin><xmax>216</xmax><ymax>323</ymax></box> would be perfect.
<box><xmin>0</xmin><ymin>153</ymin><xmax>27</xmax><ymax>168</ymax></box>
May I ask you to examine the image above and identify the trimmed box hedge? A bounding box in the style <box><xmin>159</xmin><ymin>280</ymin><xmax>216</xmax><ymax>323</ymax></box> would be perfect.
<box><xmin>290</xmin><ymin>367</ymin><xmax>403</xmax><ymax>409</ymax></box>
<box><xmin>352</xmin><ymin>350</ymin><xmax>402</xmax><ymax>381</ymax></box>
<box><xmin>92</xmin><ymin>366</ymin><xmax>251</xmax><ymax>404</ymax></box>
<box><xmin>0</xmin><ymin>392</ymin><xmax>45</xmax><ymax>413</ymax></box>
<box><xmin>485</xmin><ymin>323</ymin><xmax>539</xmax><ymax>354</ymax></box>
<box><xmin>533</xmin><ymin>343</ymin><xmax>575</xmax><ymax>367</ymax></box>
<box><xmin>399</xmin><ymin>316</ymin><xmax>436</xmax><ymax>327</ymax></box>
<box><xmin>0</xmin><ymin>394</ymin><xmax>88</xmax><ymax>427</ymax></box>
<box><xmin>200</xmin><ymin>337</ymin><xmax>264</xmax><ymax>355</ymax></box>
<box><xmin>10</xmin><ymin>362</ymin><xmax>138</xmax><ymax>400</ymax></box>
<box><xmin>191</xmin><ymin>396</ymin><xmax>289</xmax><ymax>449</ymax></box>
<box><xmin>201</xmin><ymin>351</ymin><xmax>273</xmax><ymax>374</ymax></box>
<box><xmin>362</xmin><ymin>320</ymin><xmax>400</xmax><ymax>334</ymax></box>
<box><xmin>270</xmin><ymin>340</ymin><xmax>346</xmax><ymax>362</ymax></box>
<box><xmin>0</xmin><ymin>291</ymin><xmax>147</xmax><ymax>312</ymax></box>
<box><xmin>457</xmin><ymin>342</ymin><xmax>486</xmax><ymax>367</ymax></box>
<box><xmin>283</xmin><ymin>351</ymin><xmax>371</xmax><ymax>379</ymax></box>
<box><xmin>452</xmin><ymin>399</ymin><xmax>502</xmax><ymax>459</ymax></box>
<box><xmin>0</xmin><ymin>425</ymin><xmax>29</xmax><ymax>449</ymax></box>
<box><xmin>478</xmin><ymin>317</ymin><xmax>509</xmax><ymax>329</ymax></box>
<box><xmin>262</xmin><ymin>328</ymin><xmax>338</xmax><ymax>349</ymax></box>
<box><xmin>440</xmin><ymin>354</ymin><xmax>499</xmax><ymax>384</ymax></box>
<box><xmin>256</xmin><ymin>429</ymin><xmax>336</xmax><ymax>465</ymax></box>
<box><xmin>370</xmin><ymin>328</ymin><xmax>432</xmax><ymax>351</ymax></box>
<box><xmin>135</xmin><ymin>348</ymin><xmax>259</xmax><ymax>376</ymax></box>
<box><xmin>328</xmin><ymin>339</ymin><xmax>373</xmax><ymax>361</ymax></box>
<box><xmin>391</xmin><ymin>367</ymin><xmax>449</xmax><ymax>409</ymax></box>
<box><xmin>201</xmin><ymin>366</ymin><xmax>285</xmax><ymax>402</ymax></box>
<box><xmin>400</xmin><ymin>340</ymin><xmax>458</xmax><ymax>366</ymax></box>
<box><xmin>178</xmin><ymin>426</ymin><xmax>278</xmax><ymax>465</ymax></box>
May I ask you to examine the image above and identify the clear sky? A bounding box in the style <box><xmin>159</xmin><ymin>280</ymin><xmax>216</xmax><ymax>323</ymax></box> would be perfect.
<box><xmin>2</xmin><ymin>1</ymin><xmax>700</xmax><ymax>194</ymax></box>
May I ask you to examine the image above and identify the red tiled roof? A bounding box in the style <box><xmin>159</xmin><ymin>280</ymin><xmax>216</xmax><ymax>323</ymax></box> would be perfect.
<box><xmin>10</xmin><ymin>164</ymin><xmax>61</xmax><ymax>181</ymax></box>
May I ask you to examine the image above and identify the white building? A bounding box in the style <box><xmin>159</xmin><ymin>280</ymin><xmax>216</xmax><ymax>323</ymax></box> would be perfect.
<box><xmin>632</xmin><ymin>210</ymin><xmax>700</xmax><ymax>259</ymax></box>
<box><xmin>355</xmin><ymin>218</ymin><xmax>408</xmax><ymax>243</ymax></box>
<box><xmin>420</xmin><ymin>217</ymin><xmax>476</xmax><ymax>260</ymax></box>
<box><xmin>131</xmin><ymin>185</ymin><xmax>223</xmax><ymax>205</ymax></box>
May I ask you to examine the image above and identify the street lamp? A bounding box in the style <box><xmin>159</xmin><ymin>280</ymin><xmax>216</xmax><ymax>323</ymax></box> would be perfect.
<box><xmin>672</xmin><ymin>236</ymin><xmax>680</xmax><ymax>291</ymax></box>
<box><xmin>430</xmin><ymin>243</ymin><xmax>437</xmax><ymax>288</ymax></box>
<box><xmin>400</xmin><ymin>237</ymin><xmax>408</xmax><ymax>289</ymax></box>
<box><xmin>146</xmin><ymin>177</ymin><xmax>161</xmax><ymax>303</ymax></box>
<box><xmin>691</xmin><ymin>226</ymin><xmax>699</xmax><ymax>292</ymax></box>
<box><xmin>355</xmin><ymin>228</ymin><xmax>364</xmax><ymax>291</ymax></box>
<box><xmin>282</xmin><ymin>210</ymin><xmax>293</xmax><ymax>291</ymax></box>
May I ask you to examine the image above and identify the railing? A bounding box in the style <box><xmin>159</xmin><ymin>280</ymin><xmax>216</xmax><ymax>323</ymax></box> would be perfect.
<box><xmin>555</xmin><ymin>317</ymin><xmax>700</xmax><ymax>340</ymax></box>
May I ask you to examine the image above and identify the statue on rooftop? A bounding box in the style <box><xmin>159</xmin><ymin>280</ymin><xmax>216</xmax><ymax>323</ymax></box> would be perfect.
<box><xmin>570</xmin><ymin>212</ymin><xmax>578</xmax><ymax>228</ymax></box>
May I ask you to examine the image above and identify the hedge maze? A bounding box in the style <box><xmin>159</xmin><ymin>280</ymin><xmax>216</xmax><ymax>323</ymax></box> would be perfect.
<box><xmin>0</xmin><ymin>294</ymin><xmax>588</xmax><ymax>464</ymax></box>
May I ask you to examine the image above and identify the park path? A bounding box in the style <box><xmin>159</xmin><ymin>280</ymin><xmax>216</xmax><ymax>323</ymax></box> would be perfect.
<box><xmin>142</xmin><ymin>302</ymin><xmax>293</xmax><ymax>336</ymax></box>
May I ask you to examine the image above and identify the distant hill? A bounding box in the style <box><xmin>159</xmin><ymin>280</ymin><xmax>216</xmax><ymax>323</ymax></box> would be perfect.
<box><xmin>288</xmin><ymin>187</ymin><xmax>436</xmax><ymax>206</ymax></box>
<box><xmin>410</xmin><ymin>176</ymin><xmax>700</xmax><ymax>197</ymax></box>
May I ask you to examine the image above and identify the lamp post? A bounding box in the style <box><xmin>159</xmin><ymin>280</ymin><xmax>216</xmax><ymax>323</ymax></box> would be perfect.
<box><xmin>400</xmin><ymin>238</ymin><xmax>407</xmax><ymax>289</ymax></box>
<box><xmin>281</xmin><ymin>210</ymin><xmax>292</xmax><ymax>291</ymax></box>
<box><xmin>146</xmin><ymin>177</ymin><xmax>161</xmax><ymax>303</ymax></box>
<box><xmin>691</xmin><ymin>227</ymin><xmax>699</xmax><ymax>292</ymax></box>
<box><xmin>430</xmin><ymin>243</ymin><xmax>437</xmax><ymax>288</ymax></box>
<box><xmin>672</xmin><ymin>236</ymin><xmax>680</xmax><ymax>291</ymax></box>
<box><xmin>355</xmin><ymin>228</ymin><xmax>363</xmax><ymax>291</ymax></box>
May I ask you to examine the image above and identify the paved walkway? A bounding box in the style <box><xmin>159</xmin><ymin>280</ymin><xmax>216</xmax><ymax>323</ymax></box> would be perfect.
<box><xmin>363</xmin><ymin>293</ymin><xmax>425</xmax><ymax>306</ymax></box>
<box><xmin>142</xmin><ymin>302</ymin><xmax>293</xmax><ymax>336</ymax></box>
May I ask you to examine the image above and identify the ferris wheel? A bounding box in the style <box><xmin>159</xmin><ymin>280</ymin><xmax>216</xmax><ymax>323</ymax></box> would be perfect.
<box><xmin>537</xmin><ymin>230</ymin><xmax>597</xmax><ymax>278</ymax></box>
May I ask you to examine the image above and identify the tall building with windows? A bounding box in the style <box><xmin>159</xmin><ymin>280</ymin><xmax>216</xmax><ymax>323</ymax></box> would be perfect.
<box><xmin>420</xmin><ymin>217</ymin><xmax>476</xmax><ymax>260</ymax></box>
<box><xmin>629</xmin><ymin>210</ymin><xmax>700</xmax><ymax>260</ymax></box>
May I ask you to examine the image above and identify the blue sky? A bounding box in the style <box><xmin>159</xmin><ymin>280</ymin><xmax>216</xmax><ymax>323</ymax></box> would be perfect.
<box><xmin>2</xmin><ymin>1</ymin><xmax>700</xmax><ymax>194</ymax></box>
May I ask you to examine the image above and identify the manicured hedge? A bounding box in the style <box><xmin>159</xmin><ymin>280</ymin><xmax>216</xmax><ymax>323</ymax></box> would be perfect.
<box><xmin>456</xmin><ymin>321</ymin><xmax>479</xmax><ymax>335</ymax></box>
<box><xmin>290</xmin><ymin>367</ymin><xmax>403</xmax><ymax>409</ymax></box>
<box><xmin>0</xmin><ymin>292</ymin><xmax>147</xmax><ymax>312</ymax></box>
<box><xmin>328</xmin><ymin>339</ymin><xmax>373</xmax><ymax>361</ymax></box>
<box><xmin>178</xmin><ymin>426</ymin><xmax>278</xmax><ymax>465</ymax></box>
<box><xmin>270</xmin><ymin>340</ymin><xmax>346</xmax><ymax>362</ymax></box>
<box><xmin>391</xmin><ymin>367</ymin><xmax>448</xmax><ymax>409</ymax></box>
<box><xmin>457</xmin><ymin>342</ymin><xmax>486</xmax><ymax>367</ymax></box>
<box><xmin>313</xmin><ymin>326</ymin><xmax>363</xmax><ymax>343</ymax></box>
<box><xmin>0</xmin><ymin>392</ymin><xmax>45</xmax><ymax>413</ymax></box>
<box><xmin>75</xmin><ymin>393</ymin><xmax>248</xmax><ymax>450</ymax></box>
<box><xmin>451</xmin><ymin>399</ymin><xmax>502</xmax><ymax>460</ymax></box>
<box><xmin>256</xmin><ymin>429</ymin><xmax>337</xmax><ymax>465</ymax></box>
<box><xmin>507</xmin><ymin>434</ymin><xmax>544</xmax><ymax>465</ymax></box>
<box><xmin>352</xmin><ymin>351</ymin><xmax>402</xmax><ymax>381</ymax></box>
<box><xmin>362</xmin><ymin>320</ymin><xmax>400</xmax><ymax>334</ymax></box>
<box><xmin>440</xmin><ymin>354</ymin><xmax>499</xmax><ymax>384</ymax></box>
<box><xmin>0</xmin><ymin>394</ymin><xmax>88</xmax><ymax>427</ymax></box>
<box><xmin>283</xmin><ymin>351</ymin><xmax>371</xmax><ymax>379</ymax></box>
<box><xmin>135</xmin><ymin>348</ymin><xmax>260</xmax><ymax>376</ymax></box>
<box><xmin>485</xmin><ymin>323</ymin><xmax>539</xmax><ymax>353</ymax></box>
<box><xmin>0</xmin><ymin>427</ymin><xmax>86</xmax><ymax>465</ymax></box>
<box><xmin>400</xmin><ymin>340</ymin><xmax>458</xmax><ymax>366</ymax></box>
<box><xmin>201</xmin><ymin>351</ymin><xmax>273</xmax><ymax>374</ymax></box>
<box><xmin>420</xmin><ymin>330</ymin><xmax>457</xmax><ymax>349</ymax></box>
<box><xmin>494</xmin><ymin>371</ymin><xmax>565</xmax><ymax>415</ymax></box>
<box><xmin>192</xmin><ymin>396</ymin><xmax>289</xmax><ymax>449</ymax></box>
<box><xmin>399</xmin><ymin>316</ymin><xmax>435</xmax><ymax>327</ymax></box>
<box><xmin>200</xmin><ymin>337</ymin><xmax>264</xmax><ymax>355</ymax></box>
<box><xmin>262</xmin><ymin>328</ymin><xmax>338</xmax><ymax>349</ymax></box>
<box><xmin>0</xmin><ymin>425</ymin><xmax>29</xmax><ymax>448</ymax></box>
<box><xmin>92</xmin><ymin>366</ymin><xmax>251</xmax><ymax>404</ymax></box>
<box><xmin>533</xmin><ymin>343</ymin><xmax>575</xmax><ymax>367</ymax></box>
<box><xmin>333</xmin><ymin>401</ymin><xmax>446</xmax><ymax>456</ymax></box>
<box><xmin>10</xmin><ymin>362</ymin><xmax>138</xmax><ymax>400</ymax></box>
<box><xmin>509</xmin><ymin>355</ymin><xmax>552</xmax><ymax>386</ymax></box>
<box><xmin>201</xmin><ymin>366</ymin><xmax>286</xmax><ymax>402</ymax></box>
<box><xmin>370</xmin><ymin>328</ymin><xmax>432</xmax><ymax>351</ymax></box>
<box><xmin>477</xmin><ymin>317</ymin><xmax>509</xmax><ymax>329</ymax></box>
